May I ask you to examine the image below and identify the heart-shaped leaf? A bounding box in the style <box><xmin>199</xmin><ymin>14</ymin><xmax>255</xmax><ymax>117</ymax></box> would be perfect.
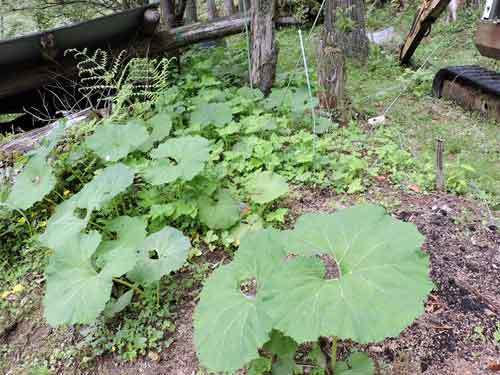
<box><xmin>191</xmin><ymin>102</ymin><xmax>233</xmax><ymax>127</ymax></box>
<box><xmin>194</xmin><ymin>230</ymin><xmax>286</xmax><ymax>373</ymax></box>
<box><xmin>139</xmin><ymin>113</ymin><xmax>173</xmax><ymax>151</ymax></box>
<box><xmin>128</xmin><ymin>226</ymin><xmax>191</xmax><ymax>285</ymax></box>
<box><xmin>43</xmin><ymin>231</ymin><xmax>131</xmax><ymax>326</ymax></box>
<box><xmin>6</xmin><ymin>154</ymin><xmax>56</xmax><ymax>210</ymax></box>
<box><xmin>264</xmin><ymin>204</ymin><xmax>434</xmax><ymax>344</ymax></box>
<box><xmin>143</xmin><ymin>136</ymin><xmax>210</xmax><ymax>185</ymax></box>
<box><xmin>198</xmin><ymin>190</ymin><xmax>240</xmax><ymax>230</ymax></box>
<box><xmin>247</xmin><ymin>171</ymin><xmax>289</xmax><ymax>204</ymax></box>
<box><xmin>75</xmin><ymin>163</ymin><xmax>135</xmax><ymax>211</ymax></box>
<box><xmin>85</xmin><ymin>121</ymin><xmax>149</xmax><ymax>162</ymax></box>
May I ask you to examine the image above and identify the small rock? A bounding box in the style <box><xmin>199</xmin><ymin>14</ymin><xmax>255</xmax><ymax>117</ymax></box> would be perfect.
<box><xmin>148</xmin><ymin>351</ymin><xmax>160</xmax><ymax>362</ymax></box>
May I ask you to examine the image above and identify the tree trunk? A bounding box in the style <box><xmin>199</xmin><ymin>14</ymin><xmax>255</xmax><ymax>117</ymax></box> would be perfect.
<box><xmin>175</xmin><ymin>0</ymin><xmax>187</xmax><ymax>25</ymax></box>
<box><xmin>207</xmin><ymin>0</ymin><xmax>218</xmax><ymax>19</ymax></box>
<box><xmin>185</xmin><ymin>0</ymin><xmax>198</xmax><ymax>23</ymax></box>
<box><xmin>224</xmin><ymin>0</ymin><xmax>236</xmax><ymax>15</ymax></box>
<box><xmin>250</xmin><ymin>0</ymin><xmax>278</xmax><ymax>95</ymax></box>
<box><xmin>239</xmin><ymin>0</ymin><xmax>251</xmax><ymax>13</ymax></box>
<box><xmin>160</xmin><ymin>0</ymin><xmax>176</xmax><ymax>27</ymax></box>
<box><xmin>324</xmin><ymin>0</ymin><xmax>369</xmax><ymax>61</ymax></box>
<box><xmin>317</xmin><ymin>30</ymin><xmax>348</xmax><ymax>124</ymax></box>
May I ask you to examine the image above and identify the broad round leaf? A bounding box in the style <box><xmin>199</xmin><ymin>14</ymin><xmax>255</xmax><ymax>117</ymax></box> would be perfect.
<box><xmin>7</xmin><ymin>154</ymin><xmax>56</xmax><ymax>210</ymax></box>
<box><xmin>198</xmin><ymin>189</ymin><xmax>240</xmax><ymax>230</ymax></box>
<box><xmin>247</xmin><ymin>171</ymin><xmax>289</xmax><ymax>204</ymax></box>
<box><xmin>40</xmin><ymin>199</ymin><xmax>89</xmax><ymax>250</ymax></box>
<box><xmin>263</xmin><ymin>204</ymin><xmax>434</xmax><ymax>344</ymax></box>
<box><xmin>128</xmin><ymin>226</ymin><xmax>190</xmax><ymax>285</ymax></box>
<box><xmin>194</xmin><ymin>230</ymin><xmax>285</xmax><ymax>373</ymax></box>
<box><xmin>95</xmin><ymin>216</ymin><xmax>147</xmax><ymax>268</ymax></box>
<box><xmin>75</xmin><ymin>163</ymin><xmax>135</xmax><ymax>211</ymax></box>
<box><xmin>44</xmin><ymin>232</ymin><xmax>113</xmax><ymax>326</ymax></box>
<box><xmin>143</xmin><ymin>136</ymin><xmax>210</xmax><ymax>185</ymax></box>
<box><xmin>139</xmin><ymin>113</ymin><xmax>173</xmax><ymax>152</ymax></box>
<box><xmin>85</xmin><ymin>121</ymin><xmax>149</xmax><ymax>162</ymax></box>
<box><xmin>191</xmin><ymin>102</ymin><xmax>232</xmax><ymax>127</ymax></box>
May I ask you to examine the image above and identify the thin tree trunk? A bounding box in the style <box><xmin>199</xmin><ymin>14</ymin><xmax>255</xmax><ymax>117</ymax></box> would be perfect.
<box><xmin>207</xmin><ymin>0</ymin><xmax>218</xmax><ymax>19</ymax></box>
<box><xmin>185</xmin><ymin>0</ymin><xmax>198</xmax><ymax>23</ymax></box>
<box><xmin>325</xmin><ymin>0</ymin><xmax>369</xmax><ymax>61</ymax></box>
<box><xmin>175</xmin><ymin>0</ymin><xmax>187</xmax><ymax>25</ymax></box>
<box><xmin>239</xmin><ymin>0</ymin><xmax>251</xmax><ymax>13</ymax></box>
<box><xmin>317</xmin><ymin>30</ymin><xmax>348</xmax><ymax>124</ymax></box>
<box><xmin>224</xmin><ymin>0</ymin><xmax>236</xmax><ymax>15</ymax></box>
<box><xmin>160</xmin><ymin>0</ymin><xmax>176</xmax><ymax>27</ymax></box>
<box><xmin>250</xmin><ymin>0</ymin><xmax>278</xmax><ymax>95</ymax></box>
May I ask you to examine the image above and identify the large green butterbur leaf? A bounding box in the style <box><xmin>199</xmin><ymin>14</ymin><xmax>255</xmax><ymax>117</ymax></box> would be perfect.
<box><xmin>85</xmin><ymin>121</ymin><xmax>149</xmax><ymax>162</ymax></box>
<box><xmin>40</xmin><ymin>164</ymin><xmax>134</xmax><ymax>249</ymax></box>
<box><xmin>143</xmin><ymin>136</ymin><xmax>210</xmax><ymax>185</ymax></box>
<box><xmin>264</xmin><ymin>204</ymin><xmax>434</xmax><ymax>344</ymax></box>
<box><xmin>194</xmin><ymin>205</ymin><xmax>432</xmax><ymax>373</ymax></box>
<box><xmin>95</xmin><ymin>216</ymin><xmax>147</xmax><ymax>262</ymax></box>
<box><xmin>139</xmin><ymin>113</ymin><xmax>173</xmax><ymax>152</ymax></box>
<box><xmin>194</xmin><ymin>230</ymin><xmax>286</xmax><ymax>373</ymax></box>
<box><xmin>40</xmin><ymin>199</ymin><xmax>89</xmax><ymax>249</ymax></box>
<box><xmin>75</xmin><ymin>163</ymin><xmax>134</xmax><ymax>211</ymax></box>
<box><xmin>198</xmin><ymin>189</ymin><xmax>240</xmax><ymax>230</ymax></box>
<box><xmin>6</xmin><ymin>154</ymin><xmax>56</xmax><ymax>210</ymax></box>
<box><xmin>190</xmin><ymin>102</ymin><xmax>232</xmax><ymax>127</ymax></box>
<box><xmin>128</xmin><ymin>226</ymin><xmax>191</xmax><ymax>285</ymax></box>
<box><xmin>43</xmin><ymin>231</ymin><xmax>136</xmax><ymax>326</ymax></box>
<box><xmin>247</xmin><ymin>171</ymin><xmax>289</xmax><ymax>204</ymax></box>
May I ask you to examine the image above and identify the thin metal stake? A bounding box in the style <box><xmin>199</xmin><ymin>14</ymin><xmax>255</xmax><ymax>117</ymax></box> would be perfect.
<box><xmin>298</xmin><ymin>29</ymin><xmax>317</xmax><ymax>150</ymax></box>
<box><xmin>436</xmin><ymin>138</ymin><xmax>445</xmax><ymax>192</ymax></box>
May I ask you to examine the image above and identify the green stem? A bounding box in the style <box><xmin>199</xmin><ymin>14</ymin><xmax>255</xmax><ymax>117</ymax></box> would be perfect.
<box><xmin>113</xmin><ymin>278</ymin><xmax>144</xmax><ymax>296</ymax></box>
<box><xmin>14</xmin><ymin>208</ymin><xmax>33</xmax><ymax>237</ymax></box>
<box><xmin>331</xmin><ymin>336</ymin><xmax>338</xmax><ymax>373</ymax></box>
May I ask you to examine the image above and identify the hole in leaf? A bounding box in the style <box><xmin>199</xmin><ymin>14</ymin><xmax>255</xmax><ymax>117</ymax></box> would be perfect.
<box><xmin>240</xmin><ymin>277</ymin><xmax>257</xmax><ymax>299</ymax></box>
<box><xmin>75</xmin><ymin>208</ymin><xmax>88</xmax><ymax>219</ymax></box>
<box><xmin>148</xmin><ymin>249</ymin><xmax>159</xmax><ymax>260</ymax></box>
<box><xmin>167</xmin><ymin>157</ymin><xmax>178</xmax><ymax>165</ymax></box>
<box><xmin>31</xmin><ymin>176</ymin><xmax>41</xmax><ymax>185</ymax></box>
<box><xmin>318</xmin><ymin>254</ymin><xmax>340</xmax><ymax>280</ymax></box>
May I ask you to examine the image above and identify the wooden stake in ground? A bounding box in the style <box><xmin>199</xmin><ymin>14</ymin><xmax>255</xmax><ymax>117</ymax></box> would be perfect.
<box><xmin>436</xmin><ymin>138</ymin><xmax>445</xmax><ymax>191</ymax></box>
<box><xmin>250</xmin><ymin>0</ymin><xmax>278</xmax><ymax>95</ymax></box>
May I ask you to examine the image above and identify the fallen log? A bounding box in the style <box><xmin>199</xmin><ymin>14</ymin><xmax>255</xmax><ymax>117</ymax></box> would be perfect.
<box><xmin>154</xmin><ymin>15</ymin><xmax>302</xmax><ymax>51</ymax></box>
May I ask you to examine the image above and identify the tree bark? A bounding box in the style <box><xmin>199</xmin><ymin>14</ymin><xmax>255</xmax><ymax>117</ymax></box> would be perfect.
<box><xmin>207</xmin><ymin>0</ymin><xmax>218</xmax><ymax>19</ymax></box>
<box><xmin>185</xmin><ymin>0</ymin><xmax>197</xmax><ymax>23</ymax></box>
<box><xmin>239</xmin><ymin>0</ymin><xmax>251</xmax><ymax>13</ymax></box>
<box><xmin>324</xmin><ymin>0</ymin><xmax>369</xmax><ymax>61</ymax></box>
<box><xmin>317</xmin><ymin>30</ymin><xmax>348</xmax><ymax>123</ymax></box>
<box><xmin>160</xmin><ymin>0</ymin><xmax>176</xmax><ymax>27</ymax></box>
<box><xmin>224</xmin><ymin>0</ymin><xmax>236</xmax><ymax>15</ymax></box>
<box><xmin>250</xmin><ymin>0</ymin><xmax>278</xmax><ymax>95</ymax></box>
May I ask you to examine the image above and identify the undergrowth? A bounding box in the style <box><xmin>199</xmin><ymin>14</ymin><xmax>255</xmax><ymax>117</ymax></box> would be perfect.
<box><xmin>0</xmin><ymin>5</ymin><xmax>498</xmax><ymax>372</ymax></box>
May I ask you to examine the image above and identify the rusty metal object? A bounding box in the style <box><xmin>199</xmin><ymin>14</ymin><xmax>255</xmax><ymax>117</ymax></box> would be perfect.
<box><xmin>399</xmin><ymin>0</ymin><xmax>452</xmax><ymax>64</ymax></box>
<box><xmin>441</xmin><ymin>79</ymin><xmax>500</xmax><ymax>120</ymax></box>
<box><xmin>475</xmin><ymin>21</ymin><xmax>500</xmax><ymax>59</ymax></box>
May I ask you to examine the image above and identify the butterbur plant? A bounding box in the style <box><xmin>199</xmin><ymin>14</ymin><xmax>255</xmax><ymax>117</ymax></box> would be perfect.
<box><xmin>194</xmin><ymin>204</ymin><xmax>434</xmax><ymax>374</ymax></box>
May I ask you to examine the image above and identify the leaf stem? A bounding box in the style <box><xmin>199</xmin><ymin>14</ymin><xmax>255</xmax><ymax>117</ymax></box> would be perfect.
<box><xmin>331</xmin><ymin>336</ymin><xmax>338</xmax><ymax>373</ymax></box>
<box><xmin>113</xmin><ymin>278</ymin><xmax>144</xmax><ymax>296</ymax></box>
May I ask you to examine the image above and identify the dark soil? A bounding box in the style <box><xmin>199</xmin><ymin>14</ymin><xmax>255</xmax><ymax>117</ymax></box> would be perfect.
<box><xmin>1</xmin><ymin>184</ymin><xmax>499</xmax><ymax>374</ymax></box>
